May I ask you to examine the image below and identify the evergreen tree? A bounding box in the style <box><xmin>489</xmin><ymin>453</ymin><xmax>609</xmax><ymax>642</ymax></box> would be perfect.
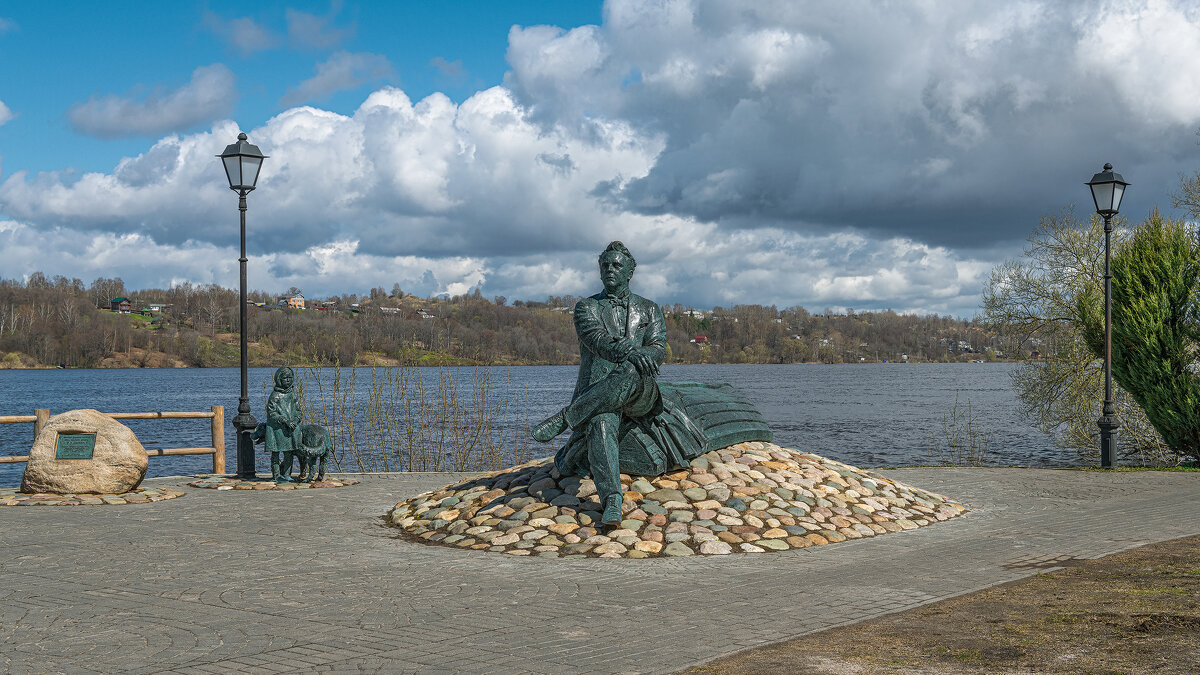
<box><xmin>1079</xmin><ymin>211</ymin><xmax>1200</xmax><ymax>461</ymax></box>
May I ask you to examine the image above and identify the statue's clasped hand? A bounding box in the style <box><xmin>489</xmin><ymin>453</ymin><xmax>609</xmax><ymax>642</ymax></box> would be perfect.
<box><xmin>629</xmin><ymin>349</ymin><xmax>659</xmax><ymax>377</ymax></box>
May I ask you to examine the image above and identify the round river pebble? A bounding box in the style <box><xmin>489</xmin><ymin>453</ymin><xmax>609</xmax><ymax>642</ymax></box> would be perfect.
<box><xmin>388</xmin><ymin>441</ymin><xmax>967</xmax><ymax>558</ymax></box>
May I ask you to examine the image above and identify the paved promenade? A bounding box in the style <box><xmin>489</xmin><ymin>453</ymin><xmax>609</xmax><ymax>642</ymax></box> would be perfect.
<box><xmin>2</xmin><ymin>467</ymin><xmax>1198</xmax><ymax>674</ymax></box>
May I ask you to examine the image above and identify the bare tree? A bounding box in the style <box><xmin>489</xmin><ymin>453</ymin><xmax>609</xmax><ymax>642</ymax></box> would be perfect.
<box><xmin>200</xmin><ymin>285</ymin><xmax>229</xmax><ymax>336</ymax></box>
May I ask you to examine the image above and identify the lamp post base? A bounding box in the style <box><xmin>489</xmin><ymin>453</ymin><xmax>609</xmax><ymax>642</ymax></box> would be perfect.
<box><xmin>232</xmin><ymin>410</ymin><xmax>258</xmax><ymax>480</ymax></box>
<box><xmin>1098</xmin><ymin>415</ymin><xmax>1119</xmax><ymax>469</ymax></box>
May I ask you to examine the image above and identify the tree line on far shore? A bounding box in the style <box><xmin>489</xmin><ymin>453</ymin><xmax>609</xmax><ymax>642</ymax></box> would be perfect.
<box><xmin>0</xmin><ymin>275</ymin><xmax>1008</xmax><ymax>369</ymax></box>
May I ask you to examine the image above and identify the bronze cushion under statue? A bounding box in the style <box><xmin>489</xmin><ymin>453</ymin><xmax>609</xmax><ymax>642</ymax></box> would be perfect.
<box><xmin>532</xmin><ymin>241</ymin><xmax>709</xmax><ymax>525</ymax></box>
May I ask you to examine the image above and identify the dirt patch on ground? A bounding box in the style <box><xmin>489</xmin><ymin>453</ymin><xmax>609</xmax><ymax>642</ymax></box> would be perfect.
<box><xmin>688</xmin><ymin>534</ymin><xmax>1200</xmax><ymax>674</ymax></box>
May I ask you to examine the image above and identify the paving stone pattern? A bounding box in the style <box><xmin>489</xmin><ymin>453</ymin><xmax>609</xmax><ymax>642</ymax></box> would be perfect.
<box><xmin>187</xmin><ymin>476</ymin><xmax>360</xmax><ymax>491</ymax></box>
<box><xmin>390</xmin><ymin>442</ymin><xmax>966</xmax><ymax>558</ymax></box>
<box><xmin>1</xmin><ymin>467</ymin><xmax>1199</xmax><ymax>673</ymax></box>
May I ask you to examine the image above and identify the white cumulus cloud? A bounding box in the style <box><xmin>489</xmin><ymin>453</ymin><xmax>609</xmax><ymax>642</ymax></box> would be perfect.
<box><xmin>1077</xmin><ymin>1</ymin><xmax>1200</xmax><ymax>127</ymax></box>
<box><xmin>280</xmin><ymin>52</ymin><xmax>395</xmax><ymax>106</ymax></box>
<box><xmin>66</xmin><ymin>64</ymin><xmax>237</xmax><ymax>139</ymax></box>
<box><xmin>203</xmin><ymin>11</ymin><xmax>278</xmax><ymax>55</ymax></box>
<box><xmin>286</xmin><ymin>7</ymin><xmax>354</xmax><ymax>50</ymax></box>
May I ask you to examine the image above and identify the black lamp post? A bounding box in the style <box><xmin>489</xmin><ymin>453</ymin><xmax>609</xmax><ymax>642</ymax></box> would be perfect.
<box><xmin>1086</xmin><ymin>162</ymin><xmax>1129</xmax><ymax>469</ymax></box>
<box><xmin>218</xmin><ymin>132</ymin><xmax>267</xmax><ymax>479</ymax></box>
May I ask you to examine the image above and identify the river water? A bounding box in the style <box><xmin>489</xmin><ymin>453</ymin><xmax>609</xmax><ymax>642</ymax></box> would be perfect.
<box><xmin>0</xmin><ymin>362</ymin><xmax>1075</xmax><ymax>487</ymax></box>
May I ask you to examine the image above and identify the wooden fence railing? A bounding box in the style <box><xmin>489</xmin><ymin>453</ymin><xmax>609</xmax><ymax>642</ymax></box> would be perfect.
<box><xmin>0</xmin><ymin>407</ymin><xmax>225</xmax><ymax>474</ymax></box>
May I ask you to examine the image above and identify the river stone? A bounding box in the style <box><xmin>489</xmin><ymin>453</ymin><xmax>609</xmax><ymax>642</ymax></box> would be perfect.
<box><xmin>21</xmin><ymin>409</ymin><xmax>147</xmax><ymax>494</ymax></box>
<box><xmin>706</xmin><ymin>486</ymin><xmax>731</xmax><ymax>501</ymax></box>
<box><xmin>594</xmin><ymin>542</ymin><xmax>627</xmax><ymax>555</ymax></box>
<box><xmin>641</xmin><ymin>503</ymin><xmax>668</xmax><ymax>516</ymax></box>
<box><xmin>550</xmin><ymin>494</ymin><xmax>581</xmax><ymax>507</ymax></box>
<box><xmin>634</xmin><ymin>540</ymin><xmax>663</xmax><ymax>554</ymax></box>
<box><xmin>662</xmin><ymin>542</ymin><xmax>694</xmax><ymax>557</ymax></box>
<box><xmin>630</xmin><ymin>479</ymin><xmax>656</xmax><ymax>494</ymax></box>
<box><xmin>699</xmin><ymin>541</ymin><xmax>733</xmax><ymax>555</ymax></box>
<box><xmin>757</xmin><ymin>539</ymin><xmax>790</xmax><ymax>550</ymax></box>
<box><xmin>528</xmin><ymin>477</ymin><xmax>557</xmax><ymax>495</ymax></box>
<box><xmin>646</xmin><ymin>488</ymin><xmax>686</xmax><ymax>503</ymax></box>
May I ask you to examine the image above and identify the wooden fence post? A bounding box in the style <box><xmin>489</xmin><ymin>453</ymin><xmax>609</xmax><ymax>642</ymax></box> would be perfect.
<box><xmin>33</xmin><ymin>409</ymin><xmax>49</xmax><ymax>442</ymax></box>
<box><xmin>211</xmin><ymin>405</ymin><xmax>225</xmax><ymax>475</ymax></box>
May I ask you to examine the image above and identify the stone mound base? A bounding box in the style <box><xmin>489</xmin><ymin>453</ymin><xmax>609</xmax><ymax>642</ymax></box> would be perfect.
<box><xmin>0</xmin><ymin>487</ymin><xmax>184</xmax><ymax>506</ymax></box>
<box><xmin>388</xmin><ymin>441</ymin><xmax>966</xmax><ymax>558</ymax></box>
<box><xmin>188</xmin><ymin>476</ymin><xmax>359</xmax><ymax>490</ymax></box>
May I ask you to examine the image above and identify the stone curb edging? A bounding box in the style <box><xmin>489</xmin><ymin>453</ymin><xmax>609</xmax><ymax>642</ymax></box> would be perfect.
<box><xmin>0</xmin><ymin>487</ymin><xmax>185</xmax><ymax>506</ymax></box>
<box><xmin>187</xmin><ymin>476</ymin><xmax>360</xmax><ymax>491</ymax></box>
<box><xmin>388</xmin><ymin>441</ymin><xmax>967</xmax><ymax>558</ymax></box>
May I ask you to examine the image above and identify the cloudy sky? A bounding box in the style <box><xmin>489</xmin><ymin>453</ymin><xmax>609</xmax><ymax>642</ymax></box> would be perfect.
<box><xmin>1</xmin><ymin>0</ymin><xmax>1198</xmax><ymax>318</ymax></box>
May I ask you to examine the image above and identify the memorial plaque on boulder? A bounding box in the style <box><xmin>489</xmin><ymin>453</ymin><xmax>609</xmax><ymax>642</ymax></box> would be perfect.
<box><xmin>21</xmin><ymin>409</ymin><xmax>148</xmax><ymax>494</ymax></box>
<box><xmin>55</xmin><ymin>433</ymin><xmax>97</xmax><ymax>460</ymax></box>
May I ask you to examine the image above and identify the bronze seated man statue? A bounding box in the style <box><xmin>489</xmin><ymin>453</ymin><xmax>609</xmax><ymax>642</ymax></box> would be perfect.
<box><xmin>533</xmin><ymin>241</ymin><xmax>707</xmax><ymax>525</ymax></box>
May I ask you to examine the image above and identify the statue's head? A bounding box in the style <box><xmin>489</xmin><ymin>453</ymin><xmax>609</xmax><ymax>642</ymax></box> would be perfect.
<box><xmin>273</xmin><ymin>366</ymin><xmax>295</xmax><ymax>392</ymax></box>
<box><xmin>598</xmin><ymin>241</ymin><xmax>636</xmax><ymax>294</ymax></box>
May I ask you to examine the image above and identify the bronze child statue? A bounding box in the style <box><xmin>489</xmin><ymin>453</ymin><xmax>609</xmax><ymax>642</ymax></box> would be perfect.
<box><xmin>264</xmin><ymin>366</ymin><xmax>301</xmax><ymax>482</ymax></box>
<box><xmin>532</xmin><ymin>241</ymin><xmax>706</xmax><ymax>525</ymax></box>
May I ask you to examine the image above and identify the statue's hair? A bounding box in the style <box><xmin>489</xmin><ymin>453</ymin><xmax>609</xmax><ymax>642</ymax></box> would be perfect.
<box><xmin>273</xmin><ymin>366</ymin><xmax>295</xmax><ymax>390</ymax></box>
<box><xmin>600</xmin><ymin>241</ymin><xmax>636</xmax><ymax>270</ymax></box>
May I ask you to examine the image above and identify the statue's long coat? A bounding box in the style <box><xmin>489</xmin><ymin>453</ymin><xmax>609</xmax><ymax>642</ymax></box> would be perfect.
<box><xmin>264</xmin><ymin>388</ymin><xmax>300</xmax><ymax>454</ymax></box>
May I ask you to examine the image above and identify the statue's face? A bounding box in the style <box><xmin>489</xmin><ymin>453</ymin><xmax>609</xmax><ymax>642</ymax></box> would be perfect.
<box><xmin>599</xmin><ymin>251</ymin><xmax>634</xmax><ymax>293</ymax></box>
<box><xmin>279</xmin><ymin>370</ymin><xmax>294</xmax><ymax>389</ymax></box>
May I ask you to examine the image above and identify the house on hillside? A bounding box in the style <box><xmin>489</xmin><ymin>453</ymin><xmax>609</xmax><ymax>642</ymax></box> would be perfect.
<box><xmin>279</xmin><ymin>294</ymin><xmax>305</xmax><ymax>309</ymax></box>
<box><xmin>417</xmin><ymin>309</ymin><xmax>436</xmax><ymax>319</ymax></box>
<box><xmin>110</xmin><ymin>297</ymin><xmax>131</xmax><ymax>314</ymax></box>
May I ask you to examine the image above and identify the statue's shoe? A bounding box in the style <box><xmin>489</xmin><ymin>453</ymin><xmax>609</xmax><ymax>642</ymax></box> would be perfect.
<box><xmin>601</xmin><ymin>494</ymin><xmax>623</xmax><ymax>525</ymax></box>
<box><xmin>532</xmin><ymin>410</ymin><xmax>568</xmax><ymax>442</ymax></box>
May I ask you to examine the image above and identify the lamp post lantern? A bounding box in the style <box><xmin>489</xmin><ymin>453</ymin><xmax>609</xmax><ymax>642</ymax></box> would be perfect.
<box><xmin>218</xmin><ymin>132</ymin><xmax>267</xmax><ymax>479</ymax></box>
<box><xmin>1086</xmin><ymin>162</ymin><xmax>1128</xmax><ymax>469</ymax></box>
